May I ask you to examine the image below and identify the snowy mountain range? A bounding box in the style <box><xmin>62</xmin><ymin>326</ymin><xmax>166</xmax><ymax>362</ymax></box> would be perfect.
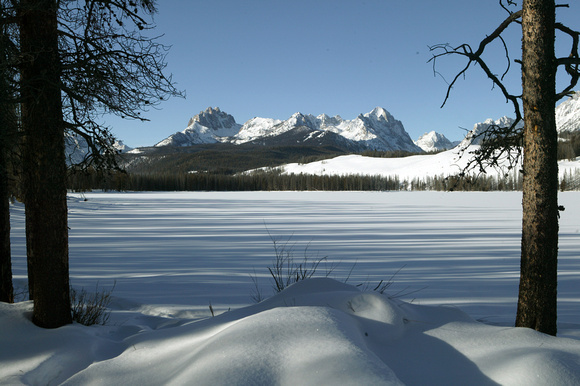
<box><xmin>155</xmin><ymin>91</ymin><xmax>580</xmax><ymax>154</ymax></box>
<box><xmin>154</xmin><ymin>107</ymin><xmax>424</xmax><ymax>153</ymax></box>
<box><xmin>70</xmin><ymin>91</ymin><xmax>580</xmax><ymax>163</ymax></box>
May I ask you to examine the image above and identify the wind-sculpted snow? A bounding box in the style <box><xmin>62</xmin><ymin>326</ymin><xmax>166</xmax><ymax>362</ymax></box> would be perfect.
<box><xmin>3</xmin><ymin>278</ymin><xmax>580</xmax><ymax>385</ymax></box>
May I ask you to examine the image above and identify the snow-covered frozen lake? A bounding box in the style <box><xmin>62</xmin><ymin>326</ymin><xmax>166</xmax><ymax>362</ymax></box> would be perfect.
<box><xmin>9</xmin><ymin>191</ymin><xmax>580</xmax><ymax>330</ymax></box>
<box><xmin>5</xmin><ymin>191</ymin><xmax>580</xmax><ymax>385</ymax></box>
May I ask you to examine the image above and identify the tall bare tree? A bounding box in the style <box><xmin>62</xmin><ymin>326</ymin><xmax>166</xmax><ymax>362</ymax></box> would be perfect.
<box><xmin>430</xmin><ymin>0</ymin><xmax>579</xmax><ymax>335</ymax></box>
<box><xmin>3</xmin><ymin>0</ymin><xmax>181</xmax><ymax>327</ymax></box>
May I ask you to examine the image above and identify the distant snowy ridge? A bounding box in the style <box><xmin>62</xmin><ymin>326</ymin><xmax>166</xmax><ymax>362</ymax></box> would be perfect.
<box><xmin>414</xmin><ymin>131</ymin><xmax>457</xmax><ymax>152</ymax></box>
<box><xmin>155</xmin><ymin>107</ymin><xmax>423</xmax><ymax>153</ymax></box>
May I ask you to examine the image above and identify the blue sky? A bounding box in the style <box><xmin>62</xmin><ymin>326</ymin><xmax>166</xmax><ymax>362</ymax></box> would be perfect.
<box><xmin>105</xmin><ymin>1</ymin><xmax>579</xmax><ymax>147</ymax></box>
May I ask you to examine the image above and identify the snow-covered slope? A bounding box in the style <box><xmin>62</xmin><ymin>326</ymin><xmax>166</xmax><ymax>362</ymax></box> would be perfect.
<box><xmin>155</xmin><ymin>107</ymin><xmax>242</xmax><ymax>147</ymax></box>
<box><xmin>556</xmin><ymin>91</ymin><xmax>580</xmax><ymax>134</ymax></box>
<box><xmin>4</xmin><ymin>277</ymin><xmax>580</xmax><ymax>385</ymax></box>
<box><xmin>414</xmin><ymin>131</ymin><xmax>456</xmax><ymax>152</ymax></box>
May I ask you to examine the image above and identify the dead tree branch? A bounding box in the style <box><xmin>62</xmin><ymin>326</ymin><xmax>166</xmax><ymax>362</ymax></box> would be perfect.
<box><xmin>429</xmin><ymin>3</ymin><xmax>579</xmax><ymax>186</ymax></box>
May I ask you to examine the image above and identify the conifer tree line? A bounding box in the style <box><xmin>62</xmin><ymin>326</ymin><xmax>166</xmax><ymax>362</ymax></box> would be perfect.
<box><xmin>68</xmin><ymin>167</ymin><xmax>580</xmax><ymax>192</ymax></box>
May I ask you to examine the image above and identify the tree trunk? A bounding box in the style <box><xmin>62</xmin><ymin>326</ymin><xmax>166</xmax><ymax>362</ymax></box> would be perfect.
<box><xmin>0</xmin><ymin>21</ymin><xmax>15</xmax><ymax>304</ymax></box>
<box><xmin>19</xmin><ymin>0</ymin><xmax>71</xmax><ymax>327</ymax></box>
<box><xmin>0</xmin><ymin>135</ymin><xmax>13</xmax><ymax>304</ymax></box>
<box><xmin>516</xmin><ymin>0</ymin><xmax>559</xmax><ymax>335</ymax></box>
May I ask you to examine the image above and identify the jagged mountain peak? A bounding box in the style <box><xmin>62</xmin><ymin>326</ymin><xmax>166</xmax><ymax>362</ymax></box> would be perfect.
<box><xmin>365</xmin><ymin>106</ymin><xmax>391</xmax><ymax>120</ymax></box>
<box><xmin>457</xmin><ymin>91</ymin><xmax>580</xmax><ymax>147</ymax></box>
<box><xmin>187</xmin><ymin>106</ymin><xmax>238</xmax><ymax>130</ymax></box>
<box><xmin>156</xmin><ymin>107</ymin><xmax>242</xmax><ymax>147</ymax></box>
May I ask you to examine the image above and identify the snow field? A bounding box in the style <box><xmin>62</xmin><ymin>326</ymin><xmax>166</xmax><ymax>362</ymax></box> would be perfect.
<box><xmin>3</xmin><ymin>191</ymin><xmax>580</xmax><ymax>384</ymax></box>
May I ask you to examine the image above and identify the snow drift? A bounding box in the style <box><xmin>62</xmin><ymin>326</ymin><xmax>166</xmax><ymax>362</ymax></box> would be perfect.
<box><xmin>2</xmin><ymin>278</ymin><xmax>580</xmax><ymax>385</ymax></box>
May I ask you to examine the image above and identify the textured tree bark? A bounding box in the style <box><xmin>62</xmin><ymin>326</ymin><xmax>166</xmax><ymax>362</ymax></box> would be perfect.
<box><xmin>19</xmin><ymin>0</ymin><xmax>71</xmax><ymax>327</ymax></box>
<box><xmin>516</xmin><ymin>0</ymin><xmax>559</xmax><ymax>335</ymax></box>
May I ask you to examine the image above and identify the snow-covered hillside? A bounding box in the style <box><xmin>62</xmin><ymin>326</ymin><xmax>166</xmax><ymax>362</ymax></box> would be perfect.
<box><xmin>271</xmin><ymin>144</ymin><xmax>580</xmax><ymax>183</ymax></box>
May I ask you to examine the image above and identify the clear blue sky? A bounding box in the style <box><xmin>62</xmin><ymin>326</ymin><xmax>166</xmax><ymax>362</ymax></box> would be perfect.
<box><xmin>104</xmin><ymin>0</ymin><xmax>579</xmax><ymax>147</ymax></box>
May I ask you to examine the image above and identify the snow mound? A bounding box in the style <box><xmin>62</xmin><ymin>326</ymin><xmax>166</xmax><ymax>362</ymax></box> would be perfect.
<box><xmin>2</xmin><ymin>278</ymin><xmax>580</xmax><ymax>385</ymax></box>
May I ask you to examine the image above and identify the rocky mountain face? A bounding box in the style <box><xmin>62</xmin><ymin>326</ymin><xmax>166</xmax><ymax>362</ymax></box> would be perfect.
<box><xmin>155</xmin><ymin>106</ymin><xmax>423</xmax><ymax>153</ymax></box>
<box><xmin>154</xmin><ymin>107</ymin><xmax>242</xmax><ymax>147</ymax></box>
